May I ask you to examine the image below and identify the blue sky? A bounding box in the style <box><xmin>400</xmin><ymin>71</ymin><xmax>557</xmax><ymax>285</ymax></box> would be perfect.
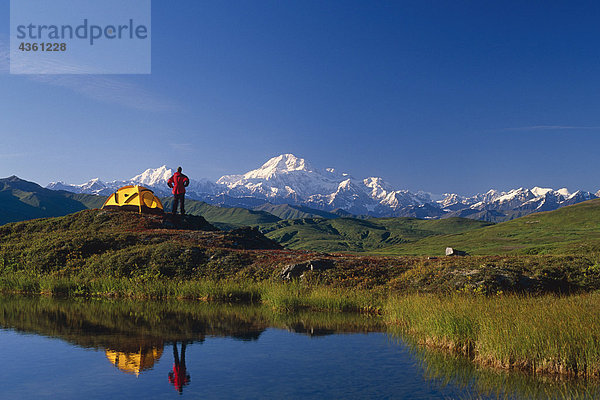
<box><xmin>1</xmin><ymin>0</ymin><xmax>600</xmax><ymax>195</ymax></box>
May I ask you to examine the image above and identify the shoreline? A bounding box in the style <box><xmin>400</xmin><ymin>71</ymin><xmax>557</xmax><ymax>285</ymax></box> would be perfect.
<box><xmin>2</xmin><ymin>273</ymin><xmax>600</xmax><ymax>379</ymax></box>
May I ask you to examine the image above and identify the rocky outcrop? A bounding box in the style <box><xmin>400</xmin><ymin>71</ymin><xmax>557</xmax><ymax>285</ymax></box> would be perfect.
<box><xmin>280</xmin><ymin>259</ymin><xmax>335</xmax><ymax>280</ymax></box>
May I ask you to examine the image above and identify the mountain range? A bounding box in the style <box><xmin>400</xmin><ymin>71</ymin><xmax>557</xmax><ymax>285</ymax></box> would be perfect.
<box><xmin>46</xmin><ymin>153</ymin><xmax>600</xmax><ymax>222</ymax></box>
<box><xmin>4</xmin><ymin>173</ymin><xmax>600</xmax><ymax>255</ymax></box>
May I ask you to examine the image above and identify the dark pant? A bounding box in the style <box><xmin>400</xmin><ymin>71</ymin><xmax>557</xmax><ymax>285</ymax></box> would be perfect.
<box><xmin>172</xmin><ymin>194</ymin><xmax>185</xmax><ymax>215</ymax></box>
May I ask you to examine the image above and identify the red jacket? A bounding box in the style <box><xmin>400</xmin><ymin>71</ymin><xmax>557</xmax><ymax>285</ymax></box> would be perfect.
<box><xmin>167</xmin><ymin>172</ymin><xmax>189</xmax><ymax>195</ymax></box>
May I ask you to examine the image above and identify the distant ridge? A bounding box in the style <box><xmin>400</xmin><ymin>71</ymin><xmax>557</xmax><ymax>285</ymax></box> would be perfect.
<box><xmin>0</xmin><ymin>176</ymin><xmax>104</xmax><ymax>225</ymax></box>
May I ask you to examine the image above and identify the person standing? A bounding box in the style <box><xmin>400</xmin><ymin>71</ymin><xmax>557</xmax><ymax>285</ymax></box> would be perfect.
<box><xmin>167</xmin><ymin>167</ymin><xmax>190</xmax><ymax>215</ymax></box>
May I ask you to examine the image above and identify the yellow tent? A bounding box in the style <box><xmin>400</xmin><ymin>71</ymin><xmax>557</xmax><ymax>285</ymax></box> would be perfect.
<box><xmin>105</xmin><ymin>346</ymin><xmax>164</xmax><ymax>377</ymax></box>
<box><xmin>101</xmin><ymin>185</ymin><xmax>164</xmax><ymax>214</ymax></box>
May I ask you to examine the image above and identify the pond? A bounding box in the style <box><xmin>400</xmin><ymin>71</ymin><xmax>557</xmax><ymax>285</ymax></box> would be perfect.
<box><xmin>0</xmin><ymin>295</ymin><xmax>597</xmax><ymax>399</ymax></box>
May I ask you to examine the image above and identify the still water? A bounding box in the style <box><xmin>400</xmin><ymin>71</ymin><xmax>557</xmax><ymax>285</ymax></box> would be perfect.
<box><xmin>0</xmin><ymin>296</ymin><xmax>597</xmax><ymax>399</ymax></box>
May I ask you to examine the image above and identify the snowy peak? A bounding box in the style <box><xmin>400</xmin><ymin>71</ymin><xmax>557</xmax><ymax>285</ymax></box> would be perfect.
<box><xmin>214</xmin><ymin>153</ymin><xmax>429</xmax><ymax>212</ymax></box>
<box><xmin>437</xmin><ymin>193</ymin><xmax>467</xmax><ymax>209</ymax></box>
<box><xmin>244</xmin><ymin>154</ymin><xmax>313</xmax><ymax>180</ymax></box>
<box><xmin>436</xmin><ymin>185</ymin><xmax>594</xmax><ymax>216</ymax></box>
<box><xmin>363</xmin><ymin>177</ymin><xmax>393</xmax><ymax>199</ymax></box>
<box><xmin>130</xmin><ymin>165</ymin><xmax>173</xmax><ymax>187</ymax></box>
<box><xmin>563</xmin><ymin>190</ymin><xmax>596</xmax><ymax>206</ymax></box>
<box><xmin>530</xmin><ymin>186</ymin><xmax>570</xmax><ymax>199</ymax></box>
<box><xmin>79</xmin><ymin>178</ymin><xmax>108</xmax><ymax>192</ymax></box>
<box><xmin>217</xmin><ymin>154</ymin><xmax>347</xmax><ymax>199</ymax></box>
<box><xmin>531</xmin><ymin>187</ymin><xmax>554</xmax><ymax>197</ymax></box>
<box><xmin>494</xmin><ymin>188</ymin><xmax>535</xmax><ymax>205</ymax></box>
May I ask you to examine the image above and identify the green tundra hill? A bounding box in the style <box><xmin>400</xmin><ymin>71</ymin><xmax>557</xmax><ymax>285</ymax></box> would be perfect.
<box><xmin>258</xmin><ymin>216</ymin><xmax>491</xmax><ymax>253</ymax></box>
<box><xmin>373</xmin><ymin>198</ymin><xmax>600</xmax><ymax>256</ymax></box>
<box><xmin>158</xmin><ymin>200</ymin><xmax>492</xmax><ymax>253</ymax></box>
<box><xmin>0</xmin><ymin>208</ymin><xmax>283</xmax><ymax>281</ymax></box>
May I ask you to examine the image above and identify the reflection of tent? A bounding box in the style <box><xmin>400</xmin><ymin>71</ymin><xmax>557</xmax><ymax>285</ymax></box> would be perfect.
<box><xmin>101</xmin><ymin>185</ymin><xmax>164</xmax><ymax>214</ymax></box>
<box><xmin>105</xmin><ymin>346</ymin><xmax>164</xmax><ymax>377</ymax></box>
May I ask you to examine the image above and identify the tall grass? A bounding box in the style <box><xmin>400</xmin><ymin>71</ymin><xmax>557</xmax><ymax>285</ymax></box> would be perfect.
<box><xmin>255</xmin><ymin>281</ymin><xmax>381</xmax><ymax>312</ymax></box>
<box><xmin>385</xmin><ymin>293</ymin><xmax>600</xmax><ymax>377</ymax></box>
<box><xmin>0</xmin><ymin>272</ymin><xmax>380</xmax><ymax>313</ymax></box>
<box><xmin>0</xmin><ymin>272</ymin><xmax>262</xmax><ymax>302</ymax></box>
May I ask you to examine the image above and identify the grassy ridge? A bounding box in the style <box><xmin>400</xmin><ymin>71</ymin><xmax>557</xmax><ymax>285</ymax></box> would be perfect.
<box><xmin>374</xmin><ymin>199</ymin><xmax>600</xmax><ymax>256</ymax></box>
<box><xmin>0</xmin><ymin>176</ymin><xmax>285</xmax><ymax>231</ymax></box>
<box><xmin>4</xmin><ymin>176</ymin><xmax>600</xmax><ymax>258</ymax></box>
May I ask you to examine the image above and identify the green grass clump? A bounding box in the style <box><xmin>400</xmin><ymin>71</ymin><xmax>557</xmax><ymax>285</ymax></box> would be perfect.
<box><xmin>385</xmin><ymin>292</ymin><xmax>600</xmax><ymax>377</ymax></box>
<box><xmin>260</xmin><ymin>281</ymin><xmax>381</xmax><ymax>313</ymax></box>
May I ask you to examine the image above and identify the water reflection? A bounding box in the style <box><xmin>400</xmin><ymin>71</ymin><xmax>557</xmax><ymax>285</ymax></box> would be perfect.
<box><xmin>105</xmin><ymin>344</ymin><xmax>164</xmax><ymax>377</ymax></box>
<box><xmin>169</xmin><ymin>342</ymin><xmax>190</xmax><ymax>393</ymax></box>
<box><xmin>0</xmin><ymin>295</ymin><xmax>598</xmax><ymax>399</ymax></box>
<box><xmin>0</xmin><ymin>295</ymin><xmax>382</xmax><ymax>395</ymax></box>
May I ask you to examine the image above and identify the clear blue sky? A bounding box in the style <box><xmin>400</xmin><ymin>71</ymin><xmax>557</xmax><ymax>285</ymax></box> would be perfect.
<box><xmin>1</xmin><ymin>0</ymin><xmax>600</xmax><ymax>195</ymax></box>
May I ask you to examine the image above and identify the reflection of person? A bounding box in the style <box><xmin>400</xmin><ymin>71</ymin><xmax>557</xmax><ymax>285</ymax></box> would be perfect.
<box><xmin>167</xmin><ymin>167</ymin><xmax>190</xmax><ymax>215</ymax></box>
<box><xmin>168</xmin><ymin>342</ymin><xmax>191</xmax><ymax>394</ymax></box>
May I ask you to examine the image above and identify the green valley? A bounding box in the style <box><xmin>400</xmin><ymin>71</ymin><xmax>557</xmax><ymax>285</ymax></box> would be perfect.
<box><xmin>258</xmin><ymin>217</ymin><xmax>491</xmax><ymax>253</ymax></box>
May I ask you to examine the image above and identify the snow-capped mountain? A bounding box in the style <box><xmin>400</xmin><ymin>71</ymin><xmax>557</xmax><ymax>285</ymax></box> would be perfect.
<box><xmin>130</xmin><ymin>165</ymin><xmax>173</xmax><ymax>188</ymax></box>
<box><xmin>48</xmin><ymin>166</ymin><xmax>219</xmax><ymax>199</ymax></box>
<box><xmin>46</xmin><ymin>154</ymin><xmax>599</xmax><ymax>221</ymax></box>
<box><xmin>47</xmin><ymin>178</ymin><xmax>115</xmax><ymax>196</ymax></box>
<box><xmin>217</xmin><ymin>154</ymin><xmax>348</xmax><ymax>200</ymax></box>
<box><xmin>216</xmin><ymin>154</ymin><xmax>431</xmax><ymax>215</ymax></box>
<box><xmin>436</xmin><ymin>186</ymin><xmax>598</xmax><ymax>221</ymax></box>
